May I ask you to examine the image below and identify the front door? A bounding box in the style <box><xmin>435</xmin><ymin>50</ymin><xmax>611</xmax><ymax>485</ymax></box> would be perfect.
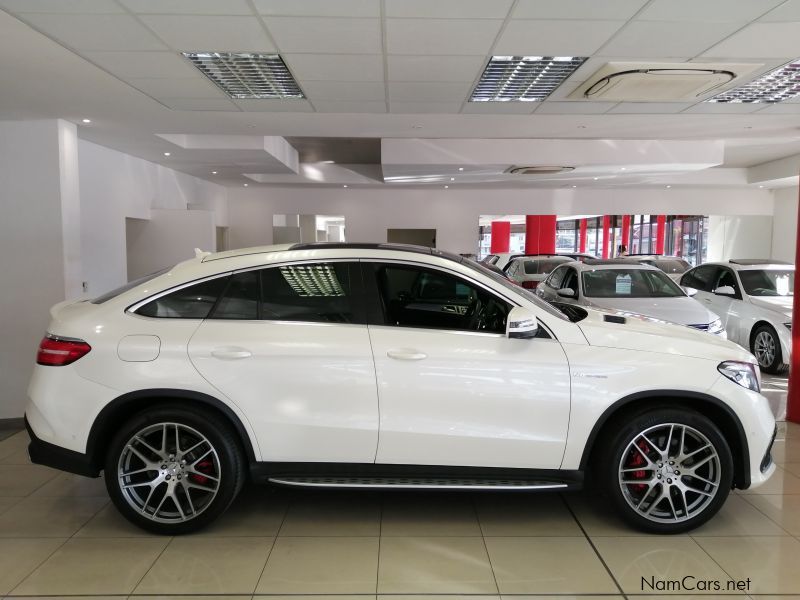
<box><xmin>188</xmin><ymin>262</ymin><xmax>379</xmax><ymax>463</ymax></box>
<box><xmin>363</xmin><ymin>261</ymin><xmax>571</xmax><ymax>470</ymax></box>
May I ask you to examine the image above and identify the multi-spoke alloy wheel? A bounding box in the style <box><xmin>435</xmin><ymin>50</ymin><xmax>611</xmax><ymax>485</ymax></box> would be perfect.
<box><xmin>602</xmin><ymin>409</ymin><xmax>732</xmax><ymax>533</ymax></box>
<box><xmin>118</xmin><ymin>422</ymin><xmax>221</xmax><ymax>523</ymax></box>
<box><xmin>752</xmin><ymin>325</ymin><xmax>786</xmax><ymax>374</ymax></box>
<box><xmin>105</xmin><ymin>405</ymin><xmax>245</xmax><ymax>534</ymax></box>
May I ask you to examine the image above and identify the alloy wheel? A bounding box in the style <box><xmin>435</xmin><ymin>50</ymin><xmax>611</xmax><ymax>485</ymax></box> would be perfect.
<box><xmin>117</xmin><ymin>422</ymin><xmax>221</xmax><ymax>523</ymax></box>
<box><xmin>618</xmin><ymin>423</ymin><xmax>721</xmax><ymax>523</ymax></box>
<box><xmin>754</xmin><ymin>330</ymin><xmax>776</xmax><ymax>368</ymax></box>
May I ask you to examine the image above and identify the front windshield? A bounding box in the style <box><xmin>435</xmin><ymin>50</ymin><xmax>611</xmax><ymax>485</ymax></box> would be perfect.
<box><xmin>462</xmin><ymin>258</ymin><xmax>568</xmax><ymax>321</ymax></box>
<box><xmin>582</xmin><ymin>268</ymin><xmax>685</xmax><ymax>298</ymax></box>
<box><xmin>739</xmin><ymin>269</ymin><xmax>794</xmax><ymax>297</ymax></box>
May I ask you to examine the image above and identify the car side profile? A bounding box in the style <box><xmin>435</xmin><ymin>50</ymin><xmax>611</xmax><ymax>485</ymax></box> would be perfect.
<box><xmin>27</xmin><ymin>243</ymin><xmax>776</xmax><ymax>535</ymax></box>
<box><xmin>680</xmin><ymin>260</ymin><xmax>794</xmax><ymax>373</ymax></box>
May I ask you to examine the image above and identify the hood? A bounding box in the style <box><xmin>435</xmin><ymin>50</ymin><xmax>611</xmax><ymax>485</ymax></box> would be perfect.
<box><xmin>577</xmin><ymin>307</ymin><xmax>753</xmax><ymax>363</ymax></box>
<box><xmin>585</xmin><ymin>296</ymin><xmax>717</xmax><ymax>326</ymax></box>
<box><xmin>749</xmin><ymin>295</ymin><xmax>793</xmax><ymax>319</ymax></box>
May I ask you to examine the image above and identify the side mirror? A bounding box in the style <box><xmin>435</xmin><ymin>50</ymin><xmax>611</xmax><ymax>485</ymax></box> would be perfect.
<box><xmin>682</xmin><ymin>286</ymin><xmax>698</xmax><ymax>297</ymax></box>
<box><xmin>506</xmin><ymin>306</ymin><xmax>539</xmax><ymax>339</ymax></box>
<box><xmin>714</xmin><ymin>285</ymin><xmax>736</xmax><ymax>297</ymax></box>
<box><xmin>557</xmin><ymin>287</ymin><xmax>576</xmax><ymax>298</ymax></box>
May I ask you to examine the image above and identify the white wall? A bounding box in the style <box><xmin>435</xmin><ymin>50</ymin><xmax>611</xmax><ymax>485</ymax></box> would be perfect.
<box><xmin>772</xmin><ymin>187</ymin><xmax>799</xmax><ymax>263</ymax></box>
<box><xmin>79</xmin><ymin>140</ymin><xmax>227</xmax><ymax>294</ymax></box>
<box><xmin>228</xmin><ymin>186</ymin><xmax>775</xmax><ymax>255</ymax></box>
<box><xmin>707</xmin><ymin>215</ymin><xmax>775</xmax><ymax>262</ymax></box>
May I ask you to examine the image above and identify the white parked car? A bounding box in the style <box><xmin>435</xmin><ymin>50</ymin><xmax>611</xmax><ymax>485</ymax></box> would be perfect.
<box><xmin>680</xmin><ymin>260</ymin><xmax>794</xmax><ymax>373</ymax></box>
<box><xmin>504</xmin><ymin>255</ymin><xmax>574</xmax><ymax>289</ymax></box>
<box><xmin>618</xmin><ymin>256</ymin><xmax>692</xmax><ymax>282</ymax></box>
<box><xmin>27</xmin><ymin>243</ymin><xmax>775</xmax><ymax>535</ymax></box>
<box><xmin>536</xmin><ymin>261</ymin><xmax>726</xmax><ymax>336</ymax></box>
<box><xmin>480</xmin><ymin>252</ymin><xmax>520</xmax><ymax>271</ymax></box>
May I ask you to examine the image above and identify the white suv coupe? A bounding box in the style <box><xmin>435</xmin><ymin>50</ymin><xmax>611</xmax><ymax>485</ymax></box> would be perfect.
<box><xmin>27</xmin><ymin>243</ymin><xmax>776</xmax><ymax>535</ymax></box>
<box><xmin>680</xmin><ymin>260</ymin><xmax>794</xmax><ymax>374</ymax></box>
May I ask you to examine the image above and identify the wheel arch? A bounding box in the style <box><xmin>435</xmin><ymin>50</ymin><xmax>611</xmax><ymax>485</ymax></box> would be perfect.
<box><xmin>579</xmin><ymin>390</ymin><xmax>750</xmax><ymax>488</ymax></box>
<box><xmin>85</xmin><ymin>389</ymin><xmax>257</xmax><ymax>472</ymax></box>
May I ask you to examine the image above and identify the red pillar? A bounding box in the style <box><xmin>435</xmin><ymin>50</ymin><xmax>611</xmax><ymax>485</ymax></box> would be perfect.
<box><xmin>655</xmin><ymin>215</ymin><xmax>667</xmax><ymax>255</ymax></box>
<box><xmin>787</xmin><ymin>184</ymin><xmax>800</xmax><ymax>423</ymax></box>
<box><xmin>524</xmin><ymin>215</ymin><xmax>557</xmax><ymax>254</ymax></box>
<box><xmin>602</xmin><ymin>215</ymin><xmax>610</xmax><ymax>258</ymax></box>
<box><xmin>490</xmin><ymin>221</ymin><xmax>510</xmax><ymax>253</ymax></box>
<box><xmin>621</xmin><ymin>215</ymin><xmax>631</xmax><ymax>249</ymax></box>
<box><xmin>579</xmin><ymin>219</ymin><xmax>588</xmax><ymax>253</ymax></box>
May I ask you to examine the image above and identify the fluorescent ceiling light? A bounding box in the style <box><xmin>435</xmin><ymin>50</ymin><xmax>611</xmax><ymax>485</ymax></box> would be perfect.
<box><xmin>183</xmin><ymin>52</ymin><xmax>304</xmax><ymax>100</ymax></box>
<box><xmin>81</xmin><ymin>118</ymin><xmax>91</xmax><ymax>123</ymax></box>
<box><xmin>470</xmin><ymin>56</ymin><xmax>586</xmax><ymax>102</ymax></box>
<box><xmin>707</xmin><ymin>60</ymin><xmax>800</xmax><ymax>103</ymax></box>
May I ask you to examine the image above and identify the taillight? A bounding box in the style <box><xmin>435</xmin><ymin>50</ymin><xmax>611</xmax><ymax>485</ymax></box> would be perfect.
<box><xmin>36</xmin><ymin>335</ymin><xmax>91</xmax><ymax>366</ymax></box>
<box><xmin>522</xmin><ymin>280</ymin><xmax>539</xmax><ymax>289</ymax></box>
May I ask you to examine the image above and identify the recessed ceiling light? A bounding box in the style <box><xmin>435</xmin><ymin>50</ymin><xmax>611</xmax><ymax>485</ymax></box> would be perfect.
<box><xmin>163</xmin><ymin>152</ymin><xmax>171</xmax><ymax>156</ymax></box>
<box><xmin>572</xmin><ymin>185</ymin><xmax>577</xmax><ymax>188</ymax></box>
<box><xmin>470</xmin><ymin>56</ymin><xmax>587</xmax><ymax>102</ymax></box>
<box><xmin>321</xmin><ymin>160</ymin><xmax>335</xmax><ymax>164</ymax></box>
<box><xmin>759</xmin><ymin>185</ymin><xmax>765</xmax><ymax>188</ymax></box>
<box><xmin>458</xmin><ymin>167</ymin><xmax>465</xmax><ymax>171</ymax></box>
<box><xmin>411</xmin><ymin>124</ymin><xmax>423</xmax><ymax>129</ymax></box>
<box><xmin>444</xmin><ymin>185</ymin><xmax>449</xmax><ymax>189</ymax></box>
<box><xmin>343</xmin><ymin>185</ymin><xmax>348</xmax><ymax>188</ymax></box>
<box><xmin>211</xmin><ymin>171</ymin><xmax>217</xmax><ymax>174</ymax></box>
<box><xmin>183</xmin><ymin>52</ymin><xmax>303</xmax><ymax>99</ymax></box>
<box><xmin>243</xmin><ymin>183</ymin><xmax>248</xmax><ymax>187</ymax></box>
<box><xmin>708</xmin><ymin>59</ymin><xmax>800</xmax><ymax>103</ymax></box>
<box><xmin>593</xmin><ymin>177</ymin><xmax>599</xmax><ymax>181</ymax></box>
<box><xmin>666</xmin><ymin>185</ymin><xmax>672</xmax><ymax>188</ymax></box>
<box><xmin>81</xmin><ymin>118</ymin><xmax>91</xmax><ymax>123</ymax></box>
<box><xmin>620</xmin><ymin>167</ymin><xmax>626</xmax><ymax>171</ymax></box>
<box><xmin>450</xmin><ymin>177</ymin><xmax>455</xmax><ymax>181</ymax></box>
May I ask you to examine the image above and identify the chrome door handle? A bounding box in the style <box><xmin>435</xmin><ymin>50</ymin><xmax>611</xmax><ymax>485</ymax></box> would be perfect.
<box><xmin>387</xmin><ymin>349</ymin><xmax>427</xmax><ymax>361</ymax></box>
<box><xmin>211</xmin><ymin>347</ymin><xmax>252</xmax><ymax>360</ymax></box>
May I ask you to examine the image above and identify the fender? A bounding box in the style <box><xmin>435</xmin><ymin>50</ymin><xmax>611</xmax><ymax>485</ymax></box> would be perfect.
<box><xmin>578</xmin><ymin>389</ymin><xmax>750</xmax><ymax>488</ymax></box>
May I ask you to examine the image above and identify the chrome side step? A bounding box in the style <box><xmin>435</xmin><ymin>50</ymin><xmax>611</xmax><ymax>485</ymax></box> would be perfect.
<box><xmin>267</xmin><ymin>476</ymin><xmax>569</xmax><ymax>490</ymax></box>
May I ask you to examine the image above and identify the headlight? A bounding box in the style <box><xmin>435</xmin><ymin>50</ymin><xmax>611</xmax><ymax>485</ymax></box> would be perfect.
<box><xmin>708</xmin><ymin>318</ymin><xmax>724</xmax><ymax>334</ymax></box>
<box><xmin>785</xmin><ymin>322</ymin><xmax>792</xmax><ymax>331</ymax></box>
<box><xmin>718</xmin><ymin>361</ymin><xmax>760</xmax><ymax>393</ymax></box>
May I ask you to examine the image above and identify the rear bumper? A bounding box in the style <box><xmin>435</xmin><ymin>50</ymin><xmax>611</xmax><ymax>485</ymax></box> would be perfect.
<box><xmin>25</xmin><ymin>416</ymin><xmax>100</xmax><ymax>478</ymax></box>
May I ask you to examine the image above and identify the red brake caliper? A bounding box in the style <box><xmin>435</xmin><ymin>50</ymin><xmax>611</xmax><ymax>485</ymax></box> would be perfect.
<box><xmin>190</xmin><ymin>459</ymin><xmax>214</xmax><ymax>485</ymax></box>
<box><xmin>627</xmin><ymin>441</ymin><xmax>650</xmax><ymax>492</ymax></box>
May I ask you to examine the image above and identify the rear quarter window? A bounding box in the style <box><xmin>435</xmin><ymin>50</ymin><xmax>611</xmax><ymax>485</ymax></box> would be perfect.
<box><xmin>135</xmin><ymin>277</ymin><xmax>229</xmax><ymax>318</ymax></box>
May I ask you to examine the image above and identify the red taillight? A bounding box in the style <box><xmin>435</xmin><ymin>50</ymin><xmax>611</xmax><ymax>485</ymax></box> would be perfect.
<box><xmin>522</xmin><ymin>280</ymin><xmax>539</xmax><ymax>289</ymax></box>
<box><xmin>36</xmin><ymin>335</ymin><xmax>91</xmax><ymax>366</ymax></box>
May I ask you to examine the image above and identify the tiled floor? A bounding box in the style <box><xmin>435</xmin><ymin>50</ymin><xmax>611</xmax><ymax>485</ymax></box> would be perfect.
<box><xmin>0</xmin><ymin>380</ymin><xmax>797</xmax><ymax>599</ymax></box>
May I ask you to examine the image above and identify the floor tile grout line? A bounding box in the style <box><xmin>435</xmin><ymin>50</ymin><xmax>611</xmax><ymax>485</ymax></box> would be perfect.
<box><xmin>685</xmin><ymin>533</ymin><xmax>745</xmax><ymax>594</ymax></box>
<box><xmin>251</xmin><ymin>491</ymin><xmax>290</xmax><ymax>595</ymax></box>
<box><xmin>736</xmin><ymin>491</ymin><xmax>797</xmax><ymax>537</ymax></box>
<box><xmin>560</xmin><ymin>493</ymin><xmax>628</xmax><ymax>600</ymax></box>
<box><xmin>472</xmin><ymin>494</ymin><xmax>501</xmax><ymax>595</ymax></box>
<box><xmin>128</xmin><ymin>534</ymin><xmax>175</xmax><ymax>595</ymax></box>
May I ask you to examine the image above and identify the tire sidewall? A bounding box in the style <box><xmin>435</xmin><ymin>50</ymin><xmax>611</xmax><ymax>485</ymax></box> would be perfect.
<box><xmin>602</xmin><ymin>408</ymin><xmax>733</xmax><ymax>534</ymax></box>
<box><xmin>104</xmin><ymin>405</ymin><xmax>244</xmax><ymax>535</ymax></box>
<box><xmin>752</xmin><ymin>324</ymin><xmax>785</xmax><ymax>374</ymax></box>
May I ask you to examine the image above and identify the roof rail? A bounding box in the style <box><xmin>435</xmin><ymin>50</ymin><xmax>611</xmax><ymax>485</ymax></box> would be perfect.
<box><xmin>729</xmin><ymin>259</ymin><xmax>792</xmax><ymax>265</ymax></box>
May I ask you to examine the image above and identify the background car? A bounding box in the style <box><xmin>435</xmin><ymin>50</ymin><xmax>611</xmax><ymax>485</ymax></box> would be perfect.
<box><xmin>504</xmin><ymin>255</ymin><xmax>573</xmax><ymax>289</ymax></box>
<box><xmin>482</xmin><ymin>251</ymin><xmax>596</xmax><ymax>272</ymax></box>
<box><xmin>680</xmin><ymin>259</ymin><xmax>794</xmax><ymax>373</ymax></box>
<box><xmin>537</xmin><ymin>260</ymin><xmax>725</xmax><ymax>336</ymax></box>
<box><xmin>618</xmin><ymin>255</ymin><xmax>692</xmax><ymax>281</ymax></box>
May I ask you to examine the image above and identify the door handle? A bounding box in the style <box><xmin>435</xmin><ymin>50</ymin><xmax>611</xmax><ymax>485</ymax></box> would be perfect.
<box><xmin>211</xmin><ymin>347</ymin><xmax>252</xmax><ymax>360</ymax></box>
<box><xmin>387</xmin><ymin>349</ymin><xmax>427</xmax><ymax>361</ymax></box>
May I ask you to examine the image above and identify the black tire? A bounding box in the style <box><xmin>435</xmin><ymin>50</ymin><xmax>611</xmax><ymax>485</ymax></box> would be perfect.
<box><xmin>599</xmin><ymin>408</ymin><xmax>733</xmax><ymax>534</ymax></box>
<box><xmin>104</xmin><ymin>404</ymin><xmax>246</xmax><ymax>535</ymax></box>
<box><xmin>751</xmin><ymin>324</ymin><xmax>788</xmax><ymax>374</ymax></box>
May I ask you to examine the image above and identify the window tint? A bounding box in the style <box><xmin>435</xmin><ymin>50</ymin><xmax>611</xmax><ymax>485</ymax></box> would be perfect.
<box><xmin>562</xmin><ymin>268</ymin><xmax>579</xmax><ymax>293</ymax></box>
<box><xmin>210</xmin><ymin>271</ymin><xmax>259</xmax><ymax>320</ymax></box>
<box><xmin>136</xmin><ymin>277</ymin><xmax>229</xmax><ymax>318</ymax></box>
<box><xmin>714</xmin><ymin>268</ymin><xmax>740</xmax><ymax>295</ymax></box>
<box><xmin>681</xmin><ymin>265</ymin><xmax>718</xmax><ymax>291</ymax></box>
<box><xmin>546</xmin><ymin>266</ymin><xmax>567</xmax><ymax>289</ymax></box>
<box><xmin>260</xmin><ymin>263</ymin><xmax>356</xmax><ymax>323</ymax></box>
<box><xmin>373</xmin><ymin>264</ymin><xmax>511</xmax><ymax>334</ymax></box>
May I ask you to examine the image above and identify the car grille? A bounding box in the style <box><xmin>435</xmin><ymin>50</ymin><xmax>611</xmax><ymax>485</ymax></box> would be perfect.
<box><xmin>688</xmin><ymin>323</ymin><xmax>710</xmax><ymax>331</ymax></box>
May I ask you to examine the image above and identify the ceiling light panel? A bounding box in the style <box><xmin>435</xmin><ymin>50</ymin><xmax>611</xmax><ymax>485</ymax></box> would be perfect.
<box><xmin>470</xmin><ymin>56</ymin><xmax>586</xmax><ymax>102</ymax></box>
<box><xmin>708</xmin><ymin>60</ymin><xmax>800</xmax><ymax>103</ymax></box>
<box><xmin>183</xmin><ymin>52</ymin><xmax>303</xmax><ymax>99</ymax></box>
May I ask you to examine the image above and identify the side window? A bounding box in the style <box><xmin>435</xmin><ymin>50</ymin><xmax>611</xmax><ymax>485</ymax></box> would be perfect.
<box><xmin>136</xmin><ymin>277</ymin><xmax>229</xmax><ymax>319</ymax></box>
<box><xmin>681</xmin><ymin>265</ymin><xmax>717</xmax><ymax>291</ymax></box>
<box><xmin>260</xmin><ymin>262</ymin><xmax>357</xmax><ymax>323</ymax></box>
<box><xmin>546</xmin><ymin>266</ymin><xmax>567</xmax><ymax>289</ymax></box>
<box><xmin>209</xmin><ymin>271</ymin><xmax>259</xmax><ymax>320</ymax></box>
<box><xmin>562</xmin><ymin>268</ymin><xmax>578</xmax><ymax>293</ymax></box>
<box><xmin>372</xmin><ymin>264</ymin><xmax>511</xmax><ymax>334</ymax></box>
<box><xmin>714</xmin><ymin>268</ymin><xmax>742</xmax><ymax>298</ymax></box>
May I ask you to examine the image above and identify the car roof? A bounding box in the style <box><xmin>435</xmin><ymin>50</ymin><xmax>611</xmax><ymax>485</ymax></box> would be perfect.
<box><xmin>202</xmin><ymin>242</ymin><xmax>445</xmax><ymax>263</ymax></box>
<box><xmin>728</xmin><ymin>258</ymin><xmax>792</xmax><ymax>266</ymax></box>
<box><xmin>695</xmin><ymin>260</ymin><xmax>795</xmax><ymax>271</ymax></box>
<box><xmin>572</xmin><ymin>260</ymin><xmax>660</xmax><ymax>271</ymax></box>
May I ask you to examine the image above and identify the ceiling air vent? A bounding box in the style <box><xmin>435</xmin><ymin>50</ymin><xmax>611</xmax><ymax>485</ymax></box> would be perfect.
<box><xmin>183</xmin><ymin>52</ymin><xmax>304</xmax><ymax>99</ymax></box>
<box><xmin>569</xmin><ymin>62</ymin><xmax>761</xmax><ymax>101</ymax></box>
<box><xmin>505</xmin><ymin>166</ymin><xmax>575</xmax><ymax>175</ymax></box>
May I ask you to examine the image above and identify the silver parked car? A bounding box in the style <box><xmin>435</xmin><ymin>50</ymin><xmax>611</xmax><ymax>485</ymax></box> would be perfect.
<box><xmin>537</xmin><ymin>260</ymin><xmax>726</xmax><ymax>336</ymax></box>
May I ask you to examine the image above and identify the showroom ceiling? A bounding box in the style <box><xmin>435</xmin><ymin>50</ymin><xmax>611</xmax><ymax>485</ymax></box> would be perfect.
<box><xmin>1</xmin><ymin>0</ymin><xmax>800</xmax><ymax>187</ymax></box>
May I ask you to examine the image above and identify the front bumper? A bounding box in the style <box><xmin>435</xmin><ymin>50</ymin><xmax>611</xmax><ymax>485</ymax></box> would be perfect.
<box><xmin>25</xmin><ymin>416</ymin><xmax>99</xmax><ymax>478</ymax></box>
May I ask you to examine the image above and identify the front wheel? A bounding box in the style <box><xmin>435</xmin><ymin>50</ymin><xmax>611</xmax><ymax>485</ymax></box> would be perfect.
<box><xmin>104</xmin><ymin>405</ymin><xmax>246</xmax><ymax>534</ymax></box>
<box><xmin>752</xmin><ymin>324</ymin><xmax>787</xmax><ymax>374</ymax></box>
<box><xmin>601</xmin><ymin>409</ymin><xmax>733</xmax><ymax>533</ymax></box>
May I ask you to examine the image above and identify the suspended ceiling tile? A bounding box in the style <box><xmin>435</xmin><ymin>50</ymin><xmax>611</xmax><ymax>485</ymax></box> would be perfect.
<box><xmin>461</xmin><ymin>102</ymin><xmax>536</xmax><ymax>114</ymax></box>
<box><xmin>535</xmin><ymin>101</ymin><xmax>618</xmax><ymax>114</ymax></box>
<box><xmin>390</xmin><ymin>102</ymin><xmax>464</xmax><ymax>113</ymax></box>
<box><xmin>254</xmin><ymin>0</ymin><xmax>380</xmax><ymax>18</ymax></box>
<box><xmin>284</xmin><ymin>54</ymin><xmax>384</xmax><ymax>82</ymax></box>
<box><xmin>139</xmin><ymin>15</ymin><xmax>274</xmax><ymax>52</ymax></box>
<box><xmin>119</xmin><ymin>0</ymin><xmax>253</xmax><ymax>15</ymax></box>
<box><xmin>606</xmin><ymin>102</ymin><xmax>696</xmax><ymax>113</ymax></box>
<box><xmin>386</xmin><ymin>18</ymin><xmax>502</xmax><ymax>55</ymax></box>
<box><xmin>22</xmin><ymin>13</ymin><xmax>166</xmax><ymax>51</ymax></box>
<box><xmin>683</xmin><ymin>102</ymin><xmax>770</xmax><ymax>113</ymax></box>
<box><xmin>756</xmin><ymin>103</ymin><xmax>800</xmax><ymax>114</ymax></box>
<box><xmin>638</xmin><ymin>0</ymin><xmax>784</xmax><ymax>22</ymax></box>
<box><xmin>160</xmin><ymin>98</ymin><xmax>241</xmax><ymax>111</ymax></box>
<box><xmin>388</xmin><ymin>81</ymin><xmax>472</xmax><ymax>102</ymax></box>
<box><xmin>760</xmin><ymin>0</ymin><xmax>800</xmax><ymax>21</ymax></box>
<box><xmin>598</xmin><ymin>20</ymin><xmax>741</xmax><ymax>58</ymax></box>
<box><xmin>264</xmin><ymin>17</ymin><xmax>382</xmax><ymax>54</ymax></box>
<box><xmin>126</xmin><ymin>77</ymin><xmax>225</xmax><ymax>99</ymax></box>
<box><xmin>233</xmin><ymin>99</ymin><xmax>314</xmax><ymax>112</ymax></box>
<box><xmin>495</xmin><ymin>19</ymin><xmax>624</xmax><ymax>56</ymax></box>
<box><xmin>386</xmin><ymin>0</ymin><xmax>513</xmax><ymax>19</ymax></box>
<box><xmin>84</xmin><ymin>51</ymin><xmax>199</xmax><ymax>78</ymax></box>
<box><xmin>388</xmin><ymin>55</ymin><xmax>486</xmax><ymax>82</ymax></box>
<box><xmin>301</xmin><ymin>81</ymin><xmax>386</xmax><ymax>102</ymax></box>
<box><xmin>0</xmin><ymin>0</ymin><xmax>124</xmax><ymax>13</ymax></box>
<box><xmin>512</xmin><ymin>0</ymin><xmax>646</xmax><ymax>20</ymax></box>
<box><xmin>312</xmin><ymin>101</ymin><xmax>387</xmax><ymax>113</ymax></box>
<box><xmin>702</xmin><ymin>23</ymin><xmax>800</xmax><ymax>58</ymax></box>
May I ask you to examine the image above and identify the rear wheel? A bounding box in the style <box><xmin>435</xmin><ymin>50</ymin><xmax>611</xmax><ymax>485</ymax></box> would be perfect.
<box><xmin>751</xmin><ymin>324</ymin><xmax>787</xmax><ymax>374</ymax></box>
<box><xmin>601</xmin><ymin>409</ymin><xmax>732</xmax><ymax>533</ymax></box>
<box><xmin>104</xmin><ymin>405</ymin><xmax>245</xmax><ymax>534</ymax></box>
